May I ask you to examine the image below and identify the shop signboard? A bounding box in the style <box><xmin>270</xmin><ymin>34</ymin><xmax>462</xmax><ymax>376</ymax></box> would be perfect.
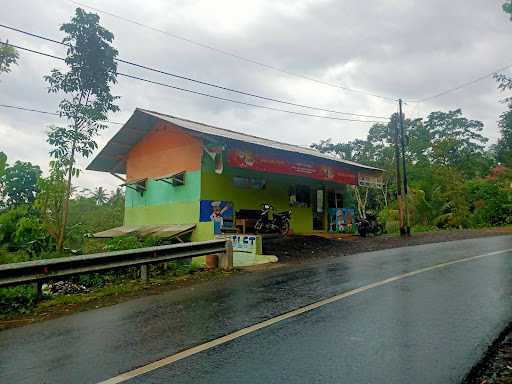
<box><xmin>230</xmin><ymin>234</ymin><xmax>261</xmax><ymax>254</ymax></box>
<box><xmin>227</xmin><ymin>149</ymin><xmax>358</xmax><ymax>185</ymax></box>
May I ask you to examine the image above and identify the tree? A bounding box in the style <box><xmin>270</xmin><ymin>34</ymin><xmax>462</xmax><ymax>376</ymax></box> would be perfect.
<box><xmin>44</xmin><ymin>8</ymin><xmax>120</xmax><ymax>251</ymax></box>
<box><xmin>91</xmin><ymin>186</ymin><xmax>108</xmax><ymax>205</ymax></box>
<box><xmin>108</xmin><ymin>187</ymin><xmax>124</xmax><ymax>207</ymax></box>
<box><xmin>504</xmin><ymin>1</ymin><xmax>512</xmax><ymax>19</ymax></box>
<box><xmin>1</xmin><ymin>161</ymin><xmax>42</xmax><ymax>208</ymax></box>
<box><xmin>0</xmin><ymin>39</ymin><xmax>18</xmax><ymax>78</ymax></box>
<box><xmin>66</xmin><ymin>188</ymin><xmax>124</xmax><ymax>249</ymax></box>
<box><xmin>494</xmin><ymin>73</ymin><xmax>512</xmax><ymax>166</ymax></box>
<box><xmin>493</xmin><ymin>2</ymin><xmax>512</xmax><ymax>165</ymax></box>
<box><xmin>34</xmin><ymin>168</ymin><xmax>67</xmax><ymax>242</ymax></box>
<box><xmin>424</xmin><ymin>109</ymin><xmax>490</xmax><ymax>178</ymax></box>
<box><xmin>0</xmin><ymin>152</ymin><xmax>7</xmax><ymax>196</ymax></box>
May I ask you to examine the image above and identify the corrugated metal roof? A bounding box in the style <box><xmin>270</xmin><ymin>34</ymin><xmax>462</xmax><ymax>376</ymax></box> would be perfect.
<box><xmin>93</xmin><ymin>224</ymin><xmax>196</xmax><ymax>238</ymax></box>
<box><xmin>87</xmin><ymin>108</ymin><xmax>382</xmax><ymax>174</ymax></box>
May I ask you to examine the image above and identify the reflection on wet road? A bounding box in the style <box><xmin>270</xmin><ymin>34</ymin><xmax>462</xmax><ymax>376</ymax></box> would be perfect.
<box><xmin>1</xmin><ymin>236</ymin><xmax>511</xmax><ymax>383</ymax></box>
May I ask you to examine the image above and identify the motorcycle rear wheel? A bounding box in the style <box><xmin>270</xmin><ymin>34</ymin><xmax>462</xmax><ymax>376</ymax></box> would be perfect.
<box><xmin>280</xmin><ymin>221</ymin><xmax>290</xmax><ymax>236</ymax></box>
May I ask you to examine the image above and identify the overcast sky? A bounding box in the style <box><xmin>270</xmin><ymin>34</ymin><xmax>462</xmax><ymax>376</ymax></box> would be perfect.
<box><xmin>1</xmin><ymin>0</ymin><xmax>511</xmax><ymax>192</ymax></box>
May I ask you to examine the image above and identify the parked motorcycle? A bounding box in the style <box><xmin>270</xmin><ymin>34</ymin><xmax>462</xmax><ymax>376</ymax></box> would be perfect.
<box><xmin>356</xmin><ymin>211</ymin><xmax>384</xmax><ymax>237</ymax></box>
<box><xmin>255</xmin><ymin>203</ymin><xmax>291</xmax><ymax>236</ymax></box>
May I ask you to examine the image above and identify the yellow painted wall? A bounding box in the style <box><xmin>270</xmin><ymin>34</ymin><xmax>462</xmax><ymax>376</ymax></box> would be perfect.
<box><xmin>290</xmin><ymin>207</ymin><xmax>313</xmax><ymax>234</ymax></box>
<box><xmin>125</xmin><ymin>201</ymin><xmax>199</xmax><ymax>226</ymax></box>
<box><xmin>192</xmin><ymin>222</ymin><xmax>215</xmax><ymax>241</ymax></box>
<box><xmin>202</xmin><ymin>171</ymin><xmax>290</xmax><ymax>211</ymax></box>
<box><xmin>201</xmin><ymin>169</ymin><xmax>314</xmax><ymax>234</ymax></box>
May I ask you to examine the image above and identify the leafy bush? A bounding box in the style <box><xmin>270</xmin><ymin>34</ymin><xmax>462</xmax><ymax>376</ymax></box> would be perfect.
<box><xmin>0</xmin><ymin>249</ymin><xmax>31</xmax><ymax>265</ymax></box>
<box><xmin>104</xmin><ymin>235</ymin><xmax>161</xmax><ymax>252</ymax></box>
<box><xmin>0</xmin><ymin>207</ymin><xmax>53</xmax><ymax>257</ymax></box>
<box><xmin>0</xmin><ymin>286</ymin><xmax>38</xmax><ymax>315</ymax></box>
<box><xmin>378</xmin><ymin>207</ymin><xmax>400</xmax><ymax>233</ymax></box>
<box><xmin>0</xmin><ymin>206</ymin><xmax>28</xmax><ymax>248</ymax></box>
<box><xmin>467</xmin><ymin>179</ymin><xmax>512</xmax><ymax>226</ymax></box>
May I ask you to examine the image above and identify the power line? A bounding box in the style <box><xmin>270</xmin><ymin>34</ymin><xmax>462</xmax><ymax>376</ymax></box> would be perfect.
<box><xmin>0</xmin><ymin>103</ymin><xmax>122</xmax><ymax>124</ymax></box>
<box><xmin>411</xmin><ymin>62</ymin><xmax>512</xmax><ymax>103</ymax></box>
<box><xmin>1</xmin><ymin>41</ymin><xmax>388</xmax><ymax>124</ymax></box>
<box><xmin>117</xmin><ymin>72</ymin><xmax>387</xmax><ymax>123</ymax></box>
<box><xmin>0</xmin><ymin>23</ymin><xmax>390</xmax><ymax>119</ymax></box>
<box><xmin>65</xmin><ymin>0</ymin><xmax>398</xmax><ymax>102</ymax></box>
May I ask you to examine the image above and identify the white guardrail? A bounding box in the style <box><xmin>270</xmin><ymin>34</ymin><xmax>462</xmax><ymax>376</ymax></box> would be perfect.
<box><xmin>0</xmin><ymin>239</ymin><xmax>233</xmax><ymax>297</ymax></box>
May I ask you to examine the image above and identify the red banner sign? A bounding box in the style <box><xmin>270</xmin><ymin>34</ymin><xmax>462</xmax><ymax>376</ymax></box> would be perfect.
<box><xmin>227</xmin><ymin>149</ymin><xmax>358</xmax><ymax>185</ymax></box>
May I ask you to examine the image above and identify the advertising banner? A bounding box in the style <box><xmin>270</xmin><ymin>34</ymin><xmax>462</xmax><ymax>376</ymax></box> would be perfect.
<box><xmin>227</xmin><ymin>149</ymin><xmax>358</xmax><ymax>185</ymax></box>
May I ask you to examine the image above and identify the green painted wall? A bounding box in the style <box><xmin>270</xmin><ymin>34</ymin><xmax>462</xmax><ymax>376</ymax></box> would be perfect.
<box><xmin>125</xmin><ymin>170</ymin><xmax>201</xmax><ymax>209</ymax></box>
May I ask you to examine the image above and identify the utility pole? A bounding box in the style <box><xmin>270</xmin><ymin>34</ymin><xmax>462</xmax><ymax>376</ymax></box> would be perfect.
<box><xmin>393</xmin><ymin>111</ymin><xmax>405</xmax><ymax>236</ymax></box>
<box><xmin>398</xmin><ymin>99</ymin><xmax>411</xmax><ymax>235</ymax></box>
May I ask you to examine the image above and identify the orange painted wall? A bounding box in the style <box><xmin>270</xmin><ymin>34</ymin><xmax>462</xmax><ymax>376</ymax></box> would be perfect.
<box><xmin>126</xmin><ymin>121</ymin><xmax>203</xmax><ymax>181</ymax></box>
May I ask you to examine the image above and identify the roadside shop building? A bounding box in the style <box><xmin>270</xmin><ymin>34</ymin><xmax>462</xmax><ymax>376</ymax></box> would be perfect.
<box><xmin>87</xmin><ymin>108</ymin><xmax>383</xmax><ymax>241</ymax></box>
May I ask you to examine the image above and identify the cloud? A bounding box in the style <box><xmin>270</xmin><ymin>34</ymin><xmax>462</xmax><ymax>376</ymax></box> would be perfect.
<box><xmin>1</xmin><ymin>0</ymin><xmax>511</xmax><ymax>191</ymax></box>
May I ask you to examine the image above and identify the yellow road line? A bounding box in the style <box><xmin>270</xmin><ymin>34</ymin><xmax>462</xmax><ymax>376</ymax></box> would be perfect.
<box><xmin>99</xmin><ymin>248</ymin><xmax>512</xmax><ymax>384</ymax></box>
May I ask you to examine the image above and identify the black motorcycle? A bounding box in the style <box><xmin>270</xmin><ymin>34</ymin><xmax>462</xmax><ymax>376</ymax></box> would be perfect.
<box><xmin>356</xmin><ymin>211</ymin><xmax>384</xmax><ymax>237</ymax></box>
<box><xmin>255</xmin><ymin>203</ymin><xmax>291</xmax><ymax>236</ymax></box>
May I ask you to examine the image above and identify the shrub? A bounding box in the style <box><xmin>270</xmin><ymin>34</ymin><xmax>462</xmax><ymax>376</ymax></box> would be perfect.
<box><xmin>0</xmin><ymin>286</ymin><xmax>38</xmax><ymax>315</ymax></box>
<box><xmin>0</xmin><ymin>207</ymin><xmax>54</xmax><ymax>257</ymax></box>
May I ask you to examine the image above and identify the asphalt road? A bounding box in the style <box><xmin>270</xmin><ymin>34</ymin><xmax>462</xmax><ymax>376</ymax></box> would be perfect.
<box><xmin>1</xmin><ymin>236</ymin><xmax>511</xmax><ymax>384</ymax></box>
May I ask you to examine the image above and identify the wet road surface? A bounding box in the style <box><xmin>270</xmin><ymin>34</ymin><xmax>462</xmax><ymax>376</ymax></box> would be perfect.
<box><xmin>1</xmin><ymin>236</ymin><xmax>511</xmax><ymax>383</ymax></box>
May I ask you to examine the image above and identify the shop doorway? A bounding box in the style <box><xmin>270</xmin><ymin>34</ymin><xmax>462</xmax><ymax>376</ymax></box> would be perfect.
<box><xmin>312</xmin><ymin>189</ymin><xmax>325</xmax><ymax>230</ymax></box>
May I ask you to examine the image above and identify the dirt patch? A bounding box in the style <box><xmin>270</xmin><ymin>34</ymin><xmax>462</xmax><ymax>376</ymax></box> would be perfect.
<box><xmin>264</xmin><ymin>227</ymin><xmax>512</xmax><ymax>262</ymax></box>
<box><xmin>463</xmin><ymin>323</ymin><xmax>512</xmax><ymax>384</ymax></box>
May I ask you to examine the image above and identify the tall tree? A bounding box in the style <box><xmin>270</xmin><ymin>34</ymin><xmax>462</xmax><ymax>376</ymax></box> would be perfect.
<box><xmin>91</xmin><ymin>186</ymin><xmax>108</xmax><ymax>205</ymax></box>
<box><xmin>493</xmin><ymin>1</ymin><xmax>512</xmax><ymax>165</ymax></box>
<box><xmin>504</xmin><ymin>0</ymin><xmax>512</xmax><ymax>19</ymax></box>
<box><xmin>0</xmin><ymin>39</ymin><xmax>18</xmax><ymax>78</ymax></box>
<box><xmin>0</xmin><ymin>152</ymin><xmax>7</xmax><ymax>187</ymax></box>
<box><xmin>1</xmin><ymin>161</ymin><xmax>42</xmax><ymax>208</ymax></box>
<box><xmin>424</xmin><ymin>109</ymin><xmax>490</xmax><ymax>178</ymax></box>
<box><xmin>495</xmin><ymin>108</ymin><xmax>512</xmax><ymax>166</ymax></box>
<box><xmin>44</xmin><ymin>8</ymin><xmax>119</xmax><ymax>251</ymax></box>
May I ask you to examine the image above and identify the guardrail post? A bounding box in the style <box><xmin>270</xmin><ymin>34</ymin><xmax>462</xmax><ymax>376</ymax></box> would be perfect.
<box><xmin>140</xmin><ymin>264</ymin><xmax>149</xmax><ymax>283</ymax></box>
<box><xmin>33</xmin><ymin>281</ymin><xmax>42</xmax><ymax>301</ymax></box>
<box><xmin>219</xmin><ymin>239</ymin><xmax>233</xmax><ymax>271</ymax></box>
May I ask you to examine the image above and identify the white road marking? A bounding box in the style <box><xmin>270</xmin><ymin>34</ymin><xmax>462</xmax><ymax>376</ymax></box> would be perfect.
<box><xmin>98</xmin><ymin>248</ymin><xmax>512</xmax><ymax>384</ymax></box>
